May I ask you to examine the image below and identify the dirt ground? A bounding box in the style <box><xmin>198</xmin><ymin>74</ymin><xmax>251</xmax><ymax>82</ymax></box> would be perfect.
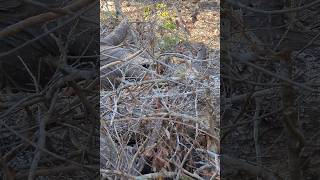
<box><xmin>101</xmin><ymin>0</ymin><xmax>219</xmax><ymax>49</ymax></box>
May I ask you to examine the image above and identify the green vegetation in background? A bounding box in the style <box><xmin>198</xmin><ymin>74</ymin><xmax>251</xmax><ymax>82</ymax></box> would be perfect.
<box><xmin>144</xmin><ymin>2</ymin><xmax>176</xmax><ymax>30</ymax></box>
<box><xmin>158</xmin><ymin>35</ymin><xmax>182</xmax><ymax>51</ymax></box>
<box><xmin>143</xmin><ymin>2</ymin><xmax>182</xmax><ymax>51</ymax></box>
<box><xmin>143</xmin><ymin>6</ymin><xmax>152</xmax><ymax>19</ymax></box>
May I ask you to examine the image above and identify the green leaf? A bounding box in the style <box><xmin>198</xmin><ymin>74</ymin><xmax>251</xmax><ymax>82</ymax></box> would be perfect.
<box><xmin>162</xmin><ymin>21</ymin><xmax>176</xmax><ymax>30</ymax></box>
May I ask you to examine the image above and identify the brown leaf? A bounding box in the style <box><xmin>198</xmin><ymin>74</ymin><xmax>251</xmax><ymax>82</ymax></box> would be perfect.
<box><xmin>152</xmin><ymin>146</ymin><xmax>169</xmax><ymax>171</ymax></box>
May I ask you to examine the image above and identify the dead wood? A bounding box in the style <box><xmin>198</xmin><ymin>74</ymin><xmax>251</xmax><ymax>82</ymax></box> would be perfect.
<box><xmin>101</xmin><ymin>18</ymin><xmax>129</xmax><ymax>46</ymax></box>
<box><xmin>0</xmin><ymin>0</ymin><xmax>97</xmax><ymax>38</ymax></box>
<box><xmin>100</xmin><ymin>18</ymin><xmax>152</xmax><ymax>90</ymax></box>
<box><xmin>222</xmin><ymin>155</ymin><xmax>282</xmax><ymax>180</ymax></box>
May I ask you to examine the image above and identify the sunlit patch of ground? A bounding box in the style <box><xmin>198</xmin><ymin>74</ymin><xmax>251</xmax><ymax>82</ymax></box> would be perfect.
<box><xmin>101</xmin><ymin>0</ymin><xmax>219</xmax><ymax>49</ymax></box>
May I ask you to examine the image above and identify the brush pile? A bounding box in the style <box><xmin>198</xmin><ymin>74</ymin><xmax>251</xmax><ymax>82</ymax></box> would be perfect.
<box><xmin>100</xmin><ymin>9</ymin><xmax>220</xmax><ymax>179</ymax></box>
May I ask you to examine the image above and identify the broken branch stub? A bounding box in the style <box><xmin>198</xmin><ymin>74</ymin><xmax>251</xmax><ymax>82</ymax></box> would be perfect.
<box><xmin>101</xmin><ymin>18</ymin><xmax>129</xmax><ymax>46</ymax></box>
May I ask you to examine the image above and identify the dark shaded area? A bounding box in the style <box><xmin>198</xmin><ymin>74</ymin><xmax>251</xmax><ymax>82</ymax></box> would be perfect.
<box><xmin>221</xmin><ymin>0</ymin><xmax>320</xmax><ymax>179</ymax></box>
<box><xmin>0</xmin><ymin>0</ymin><xmax>99</xmax><ymax>179</ymax></box>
